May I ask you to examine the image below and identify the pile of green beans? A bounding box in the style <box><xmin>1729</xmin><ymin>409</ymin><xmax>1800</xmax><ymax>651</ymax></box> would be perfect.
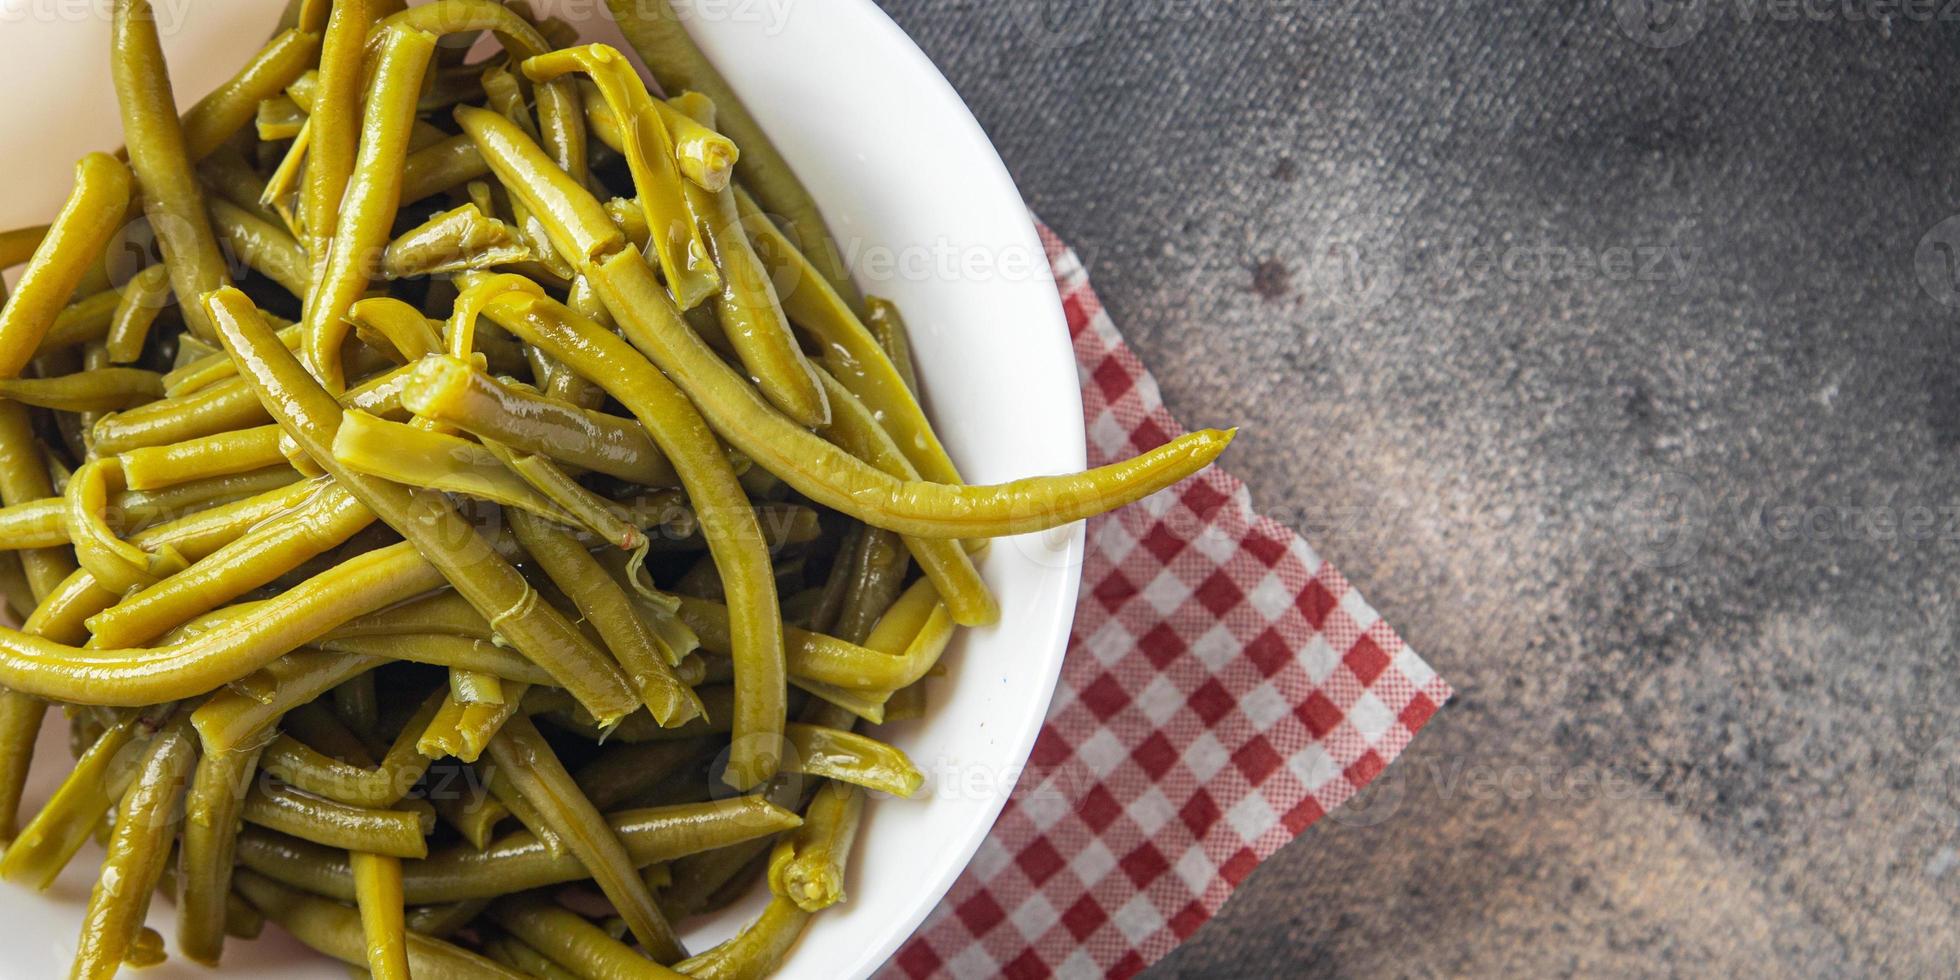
<box><xmin>0</xmin><ymin>1</ymin><xmax>1234</xmax><ymax>976</ymax></box>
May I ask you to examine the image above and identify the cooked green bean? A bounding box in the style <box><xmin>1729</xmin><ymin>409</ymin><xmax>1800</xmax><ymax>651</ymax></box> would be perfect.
<box><xmin>210</xmin><ymin>196</ymin><xmax>310</xmax><ymax>296</ymax></box>
<box><xmin>93</xmin><ymin>374</ymin><xmax>274</xmax><ymax>454</ymax></box>
<box><xmin>0</xmin><ymin>713</ymin><xmax>143</xmax><ymax>889</ymax></box>
<box><xmin>406</xmin><ymin>898</ymin><xmax>491</xmax><ymax>939</ymax></box>
<box><xmin>319</xmin><ymin>633</ymin><xmax>557</xmax><ymax>686</ymax></box>
<box><xmin>383</xmin><ymin>203</ymin><xmax>529</xmax><ymax>279</ymax></box>
<box><xmin>32</xmin><ymin>289</ymin><xmax>122</xmax><ymax>357</ymax></box>
<box><xmin>351</xmin><ymin>851</ymin><xmax>411</xmax><ymax>980</ymax></box>
<box><xmin>669</xmin><ymin>92</ymin><xmax>830</xmax><ymax>428</ymax></box>
<box><xmin>0</xmin><ymin>366</ymin><xmax>162</xmax><ymax>413</ymax></box>
<box><xmin>781</xmin><ymin>723</ymin><xmax>923</xmax><ymax>797</ymax></box>
<box><xmin>120</xmin><ymin>424</ymin><xmax>287</xmax><ymax>490</ymax></box>
<box><xmin>603</xmin><ymin>0</ymin><xmax>864</xmax><ymax>311</ymax></box>
<box><xmin>673</xmin><ymin>896</ymin><xmax>812</xmax><ymax>980</ymax></box>
<box><xmin>207</xmin><ymin>288</ymin><xmax>639</xmax><ymax>725</ymax></box>
<box><xmin>574</xmin><ymin>740</ymin><xmax>701</xmax><ymax>813</ymax></box>
<box><xmin>0</xmin><ymin>400</ymin><xmax>75</xmax><ymax>599</ymax></box>
<box><xmin>198</xmin><ymin>145</ymin><xmax>283</xmax><ymax>227</ymax></box>
<box><xmin>485</xmin><ymin>932</ymin><xmax>584</xmax><ymax>980</ymax></box>
<box><xmin>402</xmin><ymin>355</ymin><xmax>680</xmax><ymax>486</ymax></box>
<box><xmin>261</xmin><ymin>691</ymin><xmax>442</xmax><ymax>807</ymax></box>
<box><xmin>511</xmin><ymin>510</ymin><xmax>702</xmax><ymax>726</ymax></box>
<box><xmin>66</xmin><ymin>457</ymin><xmax>188</xmax><ymax>594</ymax></box>
<box><xmin>0</xmin><ymin>154</ymin><xmax>130</xmax><ymax>376</ymax></box>
<box><xmin>234</xmin><ymin>870</ymin><xmax>525</xmax><ymax>980</ymax></box>
<box><xmin>182</xmin><ymin>27</ymin><xmax>321</xmax><ymax>161</ymax></box>
<box><xmin>0</xmin><ymin>224</ymin><xmax>49</xmax><ymax>267</ymax></box>
<box><xmin>255</xmin><ymin>94</ymin><xmax>306</xmax><ymax>140</ymax></box>
<box><xmin>0</xmin><ymin>692</ymin><xmax>42</xmax><ymax>843</ymax></box>
<box><xmin>813</xmin><ymin>368</ymin><xmax>995</xmax><ymax>625</ymax></box>
<box><xmin>331</xmin><ymin>410</ymin><xmax>578</xmax><ymax>524</ymax></box>
<box><xmin>577</xmin><ymin>78</ymin><xmax>739</xmax><ymax>193</ymax></box>
<box><xmin>487</xmin><ymin>441</ymin><xmax>650</xmax><ymax>552</ymax></box>
<box><xmin>492</xmin><ymin>892</ymin><xmax>690</xmax><ymax>977</ymax></box>
<box><xmin>519</xmin><ymin>46</ymin><xmax>717</xmax><ymax>309</ymax></box>
<box><xmin>487</xmin><ymin>712</ymin><xmax>683</xmax><ymax>959</ymax></box>
<box><xmin>464</xmin><ymin>276</ymin><xmax>785</xmax><ymax>789</ymax></box>
<box><xmin>162</xmin><ymin>319</ymin><xmax>300</xmax><ymax>395</ymax></box>
<box><xmin>70</xmin><ymin>716</ymin><xmax>195</xmax><ymax>980</ymax></box>
<box><xmin>767</xmin><ymin>779</ymin><xmax>863</xmax><ymax>912</ymax></box>
<box><xmin>114</xmin><ymin>0</ymin><xmax>233</xmax><ymax>343</ymax></box>
<box><xmin>401</xmin><ymin>134</ymin><xmax>491</xmax><ymax>204</ymax></box>
<box><xmin>298</xmin><ymin>0</ymin><xmax>378</xmax><ymax>267</ymax></box>
<box><xmin>864</xmin><ymin>295</ymin><xmax>923</xmax><ymax>393</ymax></box>
<box><xmin>675</xmin><ymin>585</ymin><xmax>952</xmax><ymax>694</ymax></box>
<box><xmin>241</xmin><ymin>779</ymin><xmax>429</xmax><ymax>859</ymax></box>
<box><xmin>177</xmin><ymin>741</ymin><xmax>265</xmax><ymax>965</ymax></box>
<box><xmin>106</xmin><ymin>264</ymin><xmax>169</xmax><ymax>363</ymax></box>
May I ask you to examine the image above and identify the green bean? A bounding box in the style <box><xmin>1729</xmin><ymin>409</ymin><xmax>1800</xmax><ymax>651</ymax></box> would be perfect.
<box><xmin>207</xmin><ymin>288</ymin><xmax>639</xmax><ymax>726</ymax></box>
<box><xmin>261</xmin><ymin>692</ymin><xmax>445</xmax><ymax>808</ymax></box>
<box><xmin>491</xmin><ymin>892</ymin><xmax>689</xmax><ymax>977</ymax></box>
<box><xmin>92</xmin><ymin>374</ymin><xmax>274</xmax><ymax>454</ymax></box>
<box><xmin>233</xmin><ymin>869</ymin><xmax>525</xmax><ymax>980</ymax></box>
<box><xmin>485</xmin><ymin>933</ymin><xmax>584</xmax><ymax>980</ymax></box>
<box><xmin>32</xmin><ymin>289</ymin><xmax>122</xmax><ymax>357</ymax></box>
<box><xmin>0</xmin><ymin>400</ymin><xmax>75</xmax><ymax>599</ymax></box>
<box><xmin>119</xmin><ymin>424</ymin><xmax>287</xmax><ymax>490</ymax></box>
<box><xmin>671</xmin><ymin>92</ymin><xmax>830</xmax><ymax>428</ymax></box>
<box><xmin>66</xmin><ymin>458</ymin><xmax>187</xmax><ymax>594</ymax></box>
<box><xmin>0</xmin><ymin>224</ymin><xmax>49</xmax><ymax>267</ymax></box>
<box><xmin>326</xmin><ymin>591</ymin><xmax>493</xmax><ymax>639</ymax></box>
<box><xmin>330</xmin><ymin>410</ymin><xmax>576</xmax><ymax>524</ymax></box>
<box><xmin>781</xmin><ymin>723</ymin><xmax>922</xmax><ymax>797</ymax></box>
<box><xmin>187</xmin><ymin>642</ymin><xmax>393</xmax><ymax>748</ymax></box>
<box><xmin>675</xmin><ymin>587</ymin><xmax>951</xmax><ymax>694</ymax></box>
<box><xmin>488</xmin><ymin>712</ymin><xmax>683</xmax><ymax>960</ymax></box>
<box><xmin>182</xmin><ymin>27</ymin><xmax>322</xmax><ymax>161</ymax></box>
<box><xmin>210</xmin><ymin>197</ymin><xmax>310</xmax><ymax>296</ymax></box>
<box><xmin>401</xmin><ymin>134</ymin><xmax>491</xmax><ymax>204</ymax></box>
<box><xmin>319</xmin><ymin>633</ymin><xmax>556</xmax><ymax>686</ymax></box>
<box><xmin>300</xmin><ymin>0</ymin><xmax>380</xmax><ymax>267</ymax></box>
<box><xmin>433</xmin><ymin>680</ymin><xmax>530</xmax><ymax>764</ymax></box>
<box><xmin>198</xmin><ymin>145</ymin><xmax>283</xmax><ymax>228</ymax></box>
<box><xmin>0</xmin><ymin>713</ymin><xmax>143</xmax><ymax>889</ymax></box>
<box><xmin>574</xmin><ymin>741</ymin><xmax>701</xmax><ymax>813</ymax></box>
<box><xmin>864</xmin><ymin>295</ymin><xmax>922</xmax><ymax>393</ymax></box>
<box><xmin>0</xmin><ymin>154</ymin><xmax>130</xmax><ymax>376</ymax></box>
<box><xmin>241</xmin><ymin>779</ymin><xmax>430</xmax><ymax>859</ymax></box>
<box><xmin>255</xmin><ymin>94</ymin><xmax>306</xmax><ymax>140</ymax></box>
<box><xmin>176</xmin><ymin>741</ymin><xmax>265</xmax><ymax>965</ymax></box>
<box><xmin>734</xmin><ymin>187</ymin><xmax>959</xmax><ymax>485</ymax></box>
<box><xmin>672</xmin><ymin>896</ymin><xmax>810</xmax><ymax>980</ymax></box>
<box><xmin>603</xmin><ymin>0</ymin><xmax>864</xmax><ymax>311</ymax></box>
<box><xmin>106</xmin><ymin>264</ymin><xmax>169</xmax><ymax>363</ymax></box>
<box><xmin>383</xmin><ymin>204</ymin><xmax>528</xmax><ymax>279</ymax></box>
<box><xmin>511</xmin><ymin>510</ymin><xmax>702</xmax><ymax>726</ymax></box>
<box><xmin>123</xmin><ymin>926</ymin><xmax>166</xmax><ymax>968</ymax></box>
<box><xmin>813</xmin><ymin>368</ymin><xmax>995</xmax><ymax>626</ymax></box>
<box><xmin>768</xmin><ymin>779</ymin><xmax>863</xmax><ymax>912</ymax></box>
<box><xmin>0</xmin><ymin>551</ymin><xmax>31</xmax><ymax>620</ymax></box>
<box><xmin>0</xmin><ymin>692</ymin><xmax>42</xmax><ymax>842</ymax></box>
<box><xmin>70</xmin><ymin>716</ymin><xmax>195</xmax><ymax>980</ymax></box>
<box><xmin>833</xmin><ymin>528</ymin><xmax>908</xmax><ymax>643</ymax></box>
<box><xmin>538</xmin><ymin>685</ymin><xmax>735</xmax><ymax>745</ymax></box>
<box><xmin>162</xmin><ymin>320</ymin><xmax>299</xmax><ymax>395</ymax></box>
<box><xmin>519</xmin><ymin>46</ymin><xmax>718</xmax><ymax>309</ymax></box>
<box><xmin>406</xmin><ymin>898</ymin><xmax>490</xmax><ymax>939</ymax></box>
<box><xmin>299</xmin><ymin>25</ymin><xmax>434</xmax><ymax>390</ymax></box>
<box><xmin>404</xmin><ymin>357</ymin><xmax>680</xmax><ymax>486</ymax></box>
<box><xmin>426</xmin><ymin>765</ymin><xmax>506</xmax><ymax>850</ymax></box>
<box><xmin>455</xmin><ymin>107</ymin><xmax>624</xmax><ymax>266</ymax></box>
<box><xmin>352</xmin><ymin>851</ymin><xmax>412</xmax><ymax>980</ymax></box>
<box><xmin>488</xmin><ymin>441</ymin><xmax>650</xmax><ymax>552</ymax></box>
<box><xmin>347</xmin><ymin>298</ymin><xmax>442</xmax><ymax>364</ymax></box>
<box><xmin>464</xmin><ymin>277</ymin><xmax>784</xmax><ymax>789</ymax></box>
<box><xmin>587</xmin><ymin>245</ymin><xmax>1236</xmax><ymax>538</ymax></box>
<box><xmin>118</xmin><ymin>464</ymin><xmax>302</xmax><ymax>529</ymax></box>
<box><xmin>113</xmin><ymin>0</ymin><xmax>233</xmax><ymax>342</ymax></box>
<box><xmin>0</xmin><ymin>367</ymin><xmax>162</xmax><ymax>413</ymax></box>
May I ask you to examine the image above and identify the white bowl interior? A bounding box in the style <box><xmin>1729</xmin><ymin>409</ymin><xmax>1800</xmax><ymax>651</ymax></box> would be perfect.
<box><xmin>0</xmin><ymin>0</ymin><xmax>1085</xmax><ymax>976</ymax></box>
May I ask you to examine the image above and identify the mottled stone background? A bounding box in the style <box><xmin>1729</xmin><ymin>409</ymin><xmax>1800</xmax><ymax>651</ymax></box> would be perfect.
<box><xmin>872</xmin><ymin>0</ymin><xmax>1960</xmax><ymax>975</ymax></box>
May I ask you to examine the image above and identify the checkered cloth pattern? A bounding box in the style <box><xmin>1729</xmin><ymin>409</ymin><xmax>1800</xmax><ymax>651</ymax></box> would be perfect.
<box><xmin>883</xmin><ymin>226</ymin><xmax>1451</xmax><ymax>979</ymax></box>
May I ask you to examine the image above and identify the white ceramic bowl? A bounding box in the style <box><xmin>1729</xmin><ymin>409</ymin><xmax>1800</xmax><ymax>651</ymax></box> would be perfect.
<box><xmin>0</xmin><ymin>1</ymin><xmax>1085</xmax><ymax>976</ymax></box>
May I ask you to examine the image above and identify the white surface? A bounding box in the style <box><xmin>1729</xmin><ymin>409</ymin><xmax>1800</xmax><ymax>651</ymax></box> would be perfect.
<box><xmin>0</xmin><ymin>1</ymin><xmax>1085</xmax><ymax>976</ymax></box>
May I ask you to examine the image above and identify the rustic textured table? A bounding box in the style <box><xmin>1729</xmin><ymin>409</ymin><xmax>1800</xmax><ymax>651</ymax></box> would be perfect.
<box><xmin>874</xmin><ymin>1</ymin><xmax>1960</xmax><ymax>975</ymax></box>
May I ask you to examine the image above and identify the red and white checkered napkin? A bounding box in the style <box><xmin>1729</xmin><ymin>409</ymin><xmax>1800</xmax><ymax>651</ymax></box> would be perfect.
<box><xmin>883</xmin><ymin>226</ymin><xmax>1452</xmax><ymax>979</ymax></box>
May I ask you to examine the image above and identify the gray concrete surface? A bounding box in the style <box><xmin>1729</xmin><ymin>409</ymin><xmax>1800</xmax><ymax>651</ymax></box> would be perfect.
<box><xmin>872</xmin><ymin>1</ymin><xmax>1960</xmax><ymax>976</ymax></box>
